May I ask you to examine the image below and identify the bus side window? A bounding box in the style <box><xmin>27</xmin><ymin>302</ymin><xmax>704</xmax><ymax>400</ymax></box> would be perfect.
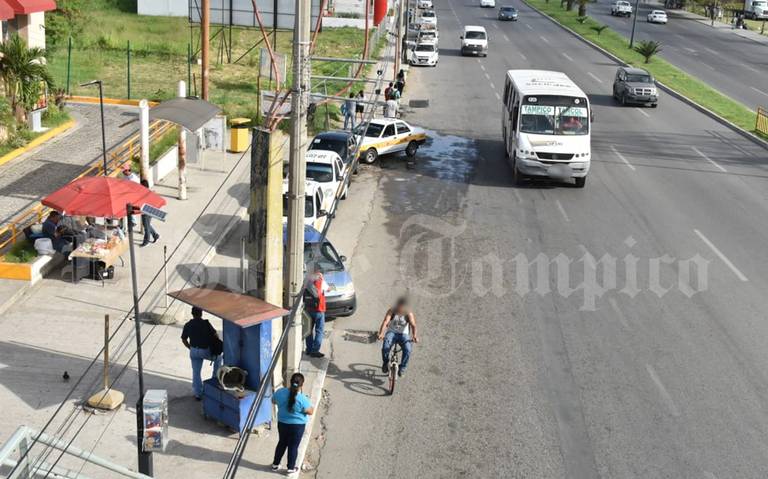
<box><xmin>512</xmin><ymin>106</ymin><xmax>519</xmax><ymax>131</ymax></box>
<box><xmin>503</xmin><ymin>80</ymin><xmax>511</xmax><ymax>106</ymax></box>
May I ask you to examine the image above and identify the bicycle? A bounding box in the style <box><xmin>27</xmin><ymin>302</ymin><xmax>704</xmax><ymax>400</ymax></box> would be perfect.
<box><xmin>385</xmin><ymin>340</ymin><xmax>412</xmax><ymax>395</ymax></box>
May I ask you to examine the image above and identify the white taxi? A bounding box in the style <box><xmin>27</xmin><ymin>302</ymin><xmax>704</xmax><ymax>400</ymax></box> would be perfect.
<box><xmin>410</xmin><ymin>41</ymin><xmax>439</xmax><ymax>66</ymax></box>
<box><xmin>355</xmin><ymin>118</ymin><xmax>428</xmax><ymax>164</ymax></box>
<box><xmin>282</xmin><ymin>180</ymin><xmax>333</xmax><ymax>232</ymax></box>
<box><xmin>305</xmin><ymin>149</ymin><xmax>350</xmax><ymax>201</ymax></box>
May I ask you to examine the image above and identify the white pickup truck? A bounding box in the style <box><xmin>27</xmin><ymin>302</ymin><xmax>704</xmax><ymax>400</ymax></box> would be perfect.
<box><xmin>611</xmin><ymin>0</ymin><xmax>633</xmax><ymax>16</ymax></box>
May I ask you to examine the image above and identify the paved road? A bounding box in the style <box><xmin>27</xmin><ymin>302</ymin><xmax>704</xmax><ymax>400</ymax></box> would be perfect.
<box><xmin>0</xmin><ymin>103</ymin><xmax>139</xmax><ymax>225</ymax></box>
<box><xmin>589</xmin><ymin>0</ymin><xmax>768</xmax><ymax>109</ymax></box>
<box><xmin>311</xmin><ymin>0</ymin><xmax>768</xmax><ymax>477</ymax></box>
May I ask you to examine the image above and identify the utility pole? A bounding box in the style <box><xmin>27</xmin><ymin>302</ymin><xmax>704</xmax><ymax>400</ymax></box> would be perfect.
<box><xmin>629</xmin><ymin>0</ymin><xmax>640</xmax><ymax>48</ymax></box>
<box><xmin>285</xmin><ymin>0</ymin><xmax>312</xmax><ymax>379</ymax></box>
<box><xmin>202</xmin><ymin>0</ymin><xmax>211</xmax><ymax>100</ymax></box>
<box><xmin>177</xmin><ymin>81</ymin><xmax>188</xmax><ymax>200</ymax></box>
<box><xmin>395</xmin><ymin>0</ymin><xmax>404</xmax><ymax>76</ymax></box>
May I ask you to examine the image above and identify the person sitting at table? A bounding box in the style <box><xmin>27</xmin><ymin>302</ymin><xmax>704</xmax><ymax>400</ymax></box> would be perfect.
<box><xmin>42</xmin><ymin>211</ymin><xmax>73</xmax><ymax>256</ymax></box>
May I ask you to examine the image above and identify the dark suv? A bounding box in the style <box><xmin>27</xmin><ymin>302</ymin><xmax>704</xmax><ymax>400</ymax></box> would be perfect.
<box><xmin>612</xmin><ymin>67</ymin><xmax>658</xmax><ymax>107</ymax></box>
<box><xmin>308</xmin><ymin>130</ymin><xmax>359</xmax><ymax>173</ymax></box>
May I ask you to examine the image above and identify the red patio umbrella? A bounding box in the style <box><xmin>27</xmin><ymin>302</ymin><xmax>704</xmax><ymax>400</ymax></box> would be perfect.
<box><xmin>41</xmin><ymin>177</ymin><xmax>166</xmax><ymax>218</ymax></box>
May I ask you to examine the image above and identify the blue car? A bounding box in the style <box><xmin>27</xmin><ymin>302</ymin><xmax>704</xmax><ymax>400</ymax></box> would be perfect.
<box><xmin>284</xmin><ymin>224</ymin><xmax>357</xmax><ymax>317</ymax></box>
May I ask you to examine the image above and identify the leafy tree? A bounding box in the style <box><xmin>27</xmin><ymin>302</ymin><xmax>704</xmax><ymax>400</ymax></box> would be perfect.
<box><xmin>0</xmin><ymin>34</ymin><xmax>54</xmax><ymax>122</ymax></box>
<box><xmin>45</xmin><ymin>0</ymin><xmax>86</xmax><ymax>48</ymax></box>
<box><xmin>633</xmin><ymin>40</ymin><xmax>662</xmax><ymax>63</ymax></box>
<box><xmin>591</xmin><ymin>24</ymin><xmax>609</xmax><ymax>35</ymax></box>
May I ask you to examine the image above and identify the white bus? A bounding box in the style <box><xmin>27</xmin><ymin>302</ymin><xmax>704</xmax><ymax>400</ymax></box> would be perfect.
<box><xmin>502</xmin><ymin>70</ymin><xmax>592</xmax><ymax>188</ymax></box>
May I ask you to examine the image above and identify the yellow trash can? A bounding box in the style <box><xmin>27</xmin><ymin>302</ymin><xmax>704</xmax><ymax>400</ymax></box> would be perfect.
<box><xmin>229</xmin><ymin>118</ymin><xmax>251</xmax><ymax>153</ymax></box>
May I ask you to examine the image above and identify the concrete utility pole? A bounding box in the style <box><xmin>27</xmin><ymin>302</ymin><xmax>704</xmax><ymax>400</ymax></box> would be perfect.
<box><xmin>629</xmin><ymin>0</ymin><xmax>640</xmax><ymax>48</ymax></box>
<box><xmin>285</xmin><ymin>0</ymin><xmax>312</xmax><ymax>379</ymax></box>
<box><xmin>139</xmin><ymin>99</ymin><xmax>151</xmax><ymax>187</ymax></box>
<box><xmin>202</xmin><ymin>0</ymin><xmax>211</xmax><ymax>100</ymax></box>
<box><xmin>395</xmin><ymin>0</ymin><xmax>404</xmax><ymax>76</ymax></box>
<box><xmin>177</xmin><ymin>81</ymin><xmax>188</xmax><ymax>200</ymax></box>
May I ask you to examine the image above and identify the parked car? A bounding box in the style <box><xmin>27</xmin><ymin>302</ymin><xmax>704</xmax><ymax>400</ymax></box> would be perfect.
<box><xmin>480</xmin><ymin>0</ymin><xmax>496</xmax><ymax>7</ymax></box>
<box><xmin>282</xmin><ymin>180</ymin><xmax>332</xmax><ymax>232</ymax></box>
<box><xmin>497</xmin><ymin>6</ymin><xmax>519</xmax><ymax>20</ymax></box>
<box><xmin>305</xmin><ymin>149</ymin><xmax>349</xmax><ymax>201</ymax></box>
<box><xmin>355</xmin><ymin>118</ymin><xmax>428</xmax><ymax>164</ymax></box>
<box><xmin>610</xmin><ymin>0</ymin><xmax>632</xmax><ymax>16</ymax></box>
<box><xmin>460</xmin><ymin>25</ymin><xmax>488</xmax><ymax>56</ymax></box>
<box><xmin>418</xmin><ymin>0</ymin><xmax>433</xmax><ymax>8</ymax></box>
<box><xmin>308</xmin><ymin>130</ymin><xmax>359</xmax><ymax>174</ymax></box>
<box><xmin>283</xmin><ymin>224</ymin><xmax>357</xmax><ymax>318</ymax></box>
<box><xmin>419</xmin><ymin>9</ymin><xmax>437</xmax><ymax>26</ymax></box>
<box><xmin>647</xmin><ymin>9</ymin><xmax>668</xmax><ymax>23</ymax></box>
<box><xmin>409</xmin><ymin>41</ymin><xmax>439</xmax><ymax>66</ymax></box>
<box><xmin>612</xmin><ymin>66</ymin><xmax>658</xmax><ymax>107</ymax></box>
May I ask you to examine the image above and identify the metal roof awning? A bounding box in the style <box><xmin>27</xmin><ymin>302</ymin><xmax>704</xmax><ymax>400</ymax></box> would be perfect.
<box><xmin>149</xmin><ymin>97</ymin><xmax>222</xmax><ymax>132</ymax></box>
<box><xmin>5</xmin><ymin>0</ymin><xmax>56</xmax><ymax>14</ymax></box>
<box><xmin>168</xmin><ymin>284</ymin><xmax>288</xmax><ymax>328</ymax></box>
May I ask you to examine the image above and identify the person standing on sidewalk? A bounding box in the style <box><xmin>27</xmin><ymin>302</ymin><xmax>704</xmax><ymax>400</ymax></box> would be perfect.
<box><xmin>271</xmin><ymin>373</ymin><xmax>314</xmax><ymax>474</ymax></box>
<box><xmin>304</xmin><ymin>266</ymin><xmax>329</xmax><ymax>358</ymax></box>
<box><xmin>139</xmin><ymin>179</ymin><xmax>160</xmax><ymax>247</ymax></box>
<box><xmin>181</xmin><ymin>307</ymin><xmax>222</xmax><ymax>400</ymax></box>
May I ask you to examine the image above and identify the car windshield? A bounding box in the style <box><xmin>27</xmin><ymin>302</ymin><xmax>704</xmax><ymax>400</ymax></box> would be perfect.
<box><xmin>519</xmin><ymin>96</ymin><xmax>589</xmax><ymax>135</ymax></box>
<box><xmin>357</xmin><ymin>123</ymin><xmax>384</xmax><ymax>137</ymax></box>
<box><xmin>309</xmin><ymin>137</ymin><xmax>346</xmax><ymax>158</ymax></box>
<box><xmin>304</xmin><ymin>241</ymin><xmax>344</xmax><ymax>272</ymax></box>
<box><xmin>306</xmin><ymin>163</ymin><xmax>334</xmax><ymax>183</ymax></box>
<box><xmin>283</xmin><ymin>194</ymin><xmax>314</xmax><ymax>218</ymax></box>
<box><xmin>465</xmin><ymin>31</ymin><xmax>486</xmax><ymax>40</ymax></box>
<box><xmin>501</xmin><ymin>7</ymin><xmax>516</xmax><ymax>12</ymax></box>
<box><xmin>626</xmin><ymin>73</ymin><xmax>652</xmax><ymax>82</ymax></box>
<box><xmin>422</xmin><ymin>11</ymin><xmax>435</xmax><ymax>17</ymax></box>
<box><xmin>415</xmin><ymin>44</ymin><xmax>435</xmax><ymax>52</ymax></box>
<box><xmin>652</xmin><ymin>10</ymin><xmax>665</xmax><ymax>14</ymax></box>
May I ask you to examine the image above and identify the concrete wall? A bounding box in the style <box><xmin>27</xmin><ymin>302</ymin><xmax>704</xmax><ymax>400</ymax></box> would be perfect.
<box><xmin>3</xmin><ymin>12</ymin><xmax>45</xmax><ymax>49</ymax></box>
<box><xmin>138</xmin><ymin>0</ymin><xmax>188</xmax><ymax>17</ymax></box>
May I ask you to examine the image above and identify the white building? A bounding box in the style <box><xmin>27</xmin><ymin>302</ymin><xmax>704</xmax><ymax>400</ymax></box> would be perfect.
<box><xmin>0</xmin><ymin>0</ymin><xmax>56</xmax><ymax>49</ymax></box>
<box><xmin>137</xmin><ymin>0</ymin><xmax>187</xmax><ymax>17</ymax></box>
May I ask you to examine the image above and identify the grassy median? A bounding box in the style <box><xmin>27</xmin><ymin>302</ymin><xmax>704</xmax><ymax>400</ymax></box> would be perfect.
<box><xmin>524</xmin><ymin>0</ymin><xmax>767</xmax><ymax>140</ymax></box>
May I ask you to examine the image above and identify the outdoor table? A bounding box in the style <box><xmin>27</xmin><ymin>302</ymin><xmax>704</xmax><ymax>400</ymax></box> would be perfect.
<box><xmin>67</xmin><ymin>236</ymin><xmax>128</xmax><ymax>285</ymax></box>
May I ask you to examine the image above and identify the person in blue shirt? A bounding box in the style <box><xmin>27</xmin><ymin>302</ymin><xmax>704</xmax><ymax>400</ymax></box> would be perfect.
<box><xmin>271</xmin><ymin>373</ymin><xmax>314</xmax><ymax>474</ymax></box>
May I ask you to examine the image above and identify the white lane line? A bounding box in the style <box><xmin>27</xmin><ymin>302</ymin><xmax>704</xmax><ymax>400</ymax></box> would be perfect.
<box><xmin>608</xmin><ymin>298</ymin><xmax>630</xmax><ymax>330</ymax></box>
<box><xmin>520</xmin><ymin>52</ymin><xmax>528</xmax><ymax>61</ymax></box>
<box><xmin>702</xmin><ymin>63</ymin><xmax>716</xmax><ymax>71</ymax></box>
<box><xmin>503</xmin><ymin>33</ymin><xmax>510</xmax><ymax>41</ymax></box>
<box><xmin>561</xmin><ymin>52</ymin><xmax>574</xmax><ymax>62</ymax></box>
<box><xmin>683</xmin><ymin>47</ymin><xmax>697</xmax><ymax>54</ymax></box>
<box><xmin>694</xmin><ymin>229</ymin><xmax>748</xmax><ymax>282</ymax></box>
<box><xmin>484</xmin><ymin>72</ymin><xmax>491</xmax><ymax>80</ymax></box>
<box><xmin>492</xmin><ymin>22</ymin><xmax>500</xmax><ymax>29</ymax></box>
<box><xmin>691</xmin><ymin>146</ymin><xmax>727</xmax><ymax>173</ymax></box>
<box><xmin>636</xmin><ymin>108</ymin><xmax>650</xmax><ymax>118</ymax></box>
<box><xmin>587</xmin><ymin>71</ymin><xmax>603</xmax><ymax>83</ymax></box>
<box><xmin>539</xmin><ymin>35</ymin><xmax>550</xmax><ymax>43</ymax></box>
<box><xmin>513</xmin><ymin>189</ymin><xmax>523</xmax><ymax>202</ymax></box>
<box><xmin>525</xmin><ymin>23</ymin><xmax>533</xmax><ymax>29</ymax></box>
<box><xmin>703</xmin><ymin>46</ymin><xmax>718</xmax><ymax>55</ymax></box>
<box><xmin>555</xmin><ymin>199</ymin><xmax>570</xmax><ymax>222</ymax></box>
<box><xmin>703</xmin><ymin>472</ymin><xmax>718</xmax><ymax>479</ymax></box>
<box><xmin>495</xmin><ymin>91</ymin><xmax>501</xmax><ymax>100</ymax></box>
<box><xmin>476</xmin><ymin>58</ymin><xmax>482</xmax><ymax>64</ymax></box>
<box><xmin>646</xmin><ymin>364</ymin><xmax>681</xmax><ymax>417</ymax></box>
<box><xmin>480</xmin><ymin>64</ymin><xmax>486</xmax><ymax>71</ymax></box>
<box><xmin>610</xmin><ymin>145</ymin><xmax>636</xmax><ymax>171</ymax></box>
<box><xmin>751</xmin><ymin>86</ymin><xmax>768</xmax><ymax>98</ymax></box>
<box><xmin>489</xmin><ymin>81</ymin><xmax>497</xmax><ymax>90</ymax></box>
<box><xmin>744</xmin><ymin>64</ymin><xmax>760</xmax><ymax>73</ymax></box>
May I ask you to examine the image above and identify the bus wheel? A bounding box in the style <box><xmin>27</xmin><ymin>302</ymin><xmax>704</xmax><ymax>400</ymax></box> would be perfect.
<box><xmin>512</xmin><ymin>154</ymin><xmax>523</xmax><ymax>185</ymax></box>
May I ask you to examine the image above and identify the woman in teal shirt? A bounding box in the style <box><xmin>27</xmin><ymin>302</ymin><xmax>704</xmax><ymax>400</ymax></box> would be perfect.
<box><xmin>271</xmin><ymin>373</ymin><xmax>314</xmax><ymax>474</ymax></box>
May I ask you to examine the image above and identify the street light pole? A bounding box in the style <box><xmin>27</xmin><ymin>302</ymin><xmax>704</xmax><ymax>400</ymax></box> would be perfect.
<box><xmin>126</xmin><ymin>203</ymin><xmax>153</xmax><ymax>476</ymax></box>
<box><xmin>81</xmin><ymin>80</ymin><xmax>109</xmax><ymax>176</ymax></box>
<box><xmin>629</xmin><ymin>0</ymin><xmax>641</xmax><ymax>48</ymax></box>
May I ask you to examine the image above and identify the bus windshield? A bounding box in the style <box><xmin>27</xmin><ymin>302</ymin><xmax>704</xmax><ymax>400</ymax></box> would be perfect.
<box><xmin>519</xmin><ymin>95</ymin><xmax>589</xmax><ymax>135</ymax></box>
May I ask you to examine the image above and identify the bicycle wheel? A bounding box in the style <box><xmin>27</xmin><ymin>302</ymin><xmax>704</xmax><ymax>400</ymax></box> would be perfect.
<box><xmin>388</xmin><ymin>363</ymin><xmax>398</xmax><ymax>395</ymax></box>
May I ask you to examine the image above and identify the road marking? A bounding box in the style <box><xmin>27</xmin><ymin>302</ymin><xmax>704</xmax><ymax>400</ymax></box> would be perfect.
<box><xmin>608</xmin><ymin>298</ymin><xmax>630</xmax><ymax>330</ymax></box>
<box><xmin>683</xmin><ymin>47</ymin><xmax>697</xmax><ymax>54</ymax></box>
<box><xmin>610</xmin><ymin>145</ymin><xmax>636</xmax><ymax>171</ymax></box>
<box><xmin>555</xmin><ymin>199</ymin><xmax>570</xmax><ymax>222</ymax></box>
<box><xmin>503</xmin><ymin>33</ymin><xmax>510</xmax><ymax>41</ymax></box>
<box><xmin>513</xmin><ymin>189</ymin><xmax>523</xmax><ymax>202</ymax></box>
<box><xmin>539</xmin><ymin>35</ymin><xmax>550</xmax><ymax>43</ymax></box>
<box><xmin>480</xmin><ymin>64</ymin><xmax>486</xmax><ymax>71</ymax></box>
<box><xmin>495</xmin><ymin>91</ymin><xmax>501</xmax><ymax>100</ymax></box>
<box><xmin>703</xmin><ymin>472</ymin><xmax>718</xmax><ymax>479</ymax></box>
<box><xmin>520</xmin><ymin>52</ymin><xmax>527</xmax><ymax>61</ymax></box>
<box><xmin>691</xmin><ymin>146</ymin><xmax>727</xmax><ymax>172</ymax></box>
<box><xmin>743</xmin><ymin>64</ymin><xmax>760</xmax><ymax>73</ymax></box>
<box><xmin>703</xmin><ymin>46</ymin><xmax>718</xmax><ymax>55</ymax></box>
<box><xmin>694</xmin><ymin>229</ymin><xmax>748</xmax><ymax>282</ymax></box>
<box><xmin>636</xmin><ymin>108</ymin><xmax>650</xmax><ymax>118</ymax></box>
<box><xmin>526</xmin><ymin>23</ymin><xmax>533</xmax><ymax>29</ymax></box>
<box><xmin>476</xmin><ymin>58</ymin><xmax>482</xmax><ymax>64</ymax></box>
<box><xmin>750</xmin><ymin>86</ymin><xmax>768</xmax><ymax>98</ymax></box>
<box><xmin>484</xmin><ymin>72</ymin><xmax>491</xmax><ymax>80</ymax></box>
<box><xmin>587</xmin><ymin>71</ymin><xmax>603</xmax><ymax>83</ymax></box>
<box><xmin>646</xmin><ymin>364</ymin><xmax>681</xmax><ymax>417</ymax></box>
<box><xmin>702</xmin><ymin>63</ymin><xmax>716</xmax><ymax>71</ymax></box>
<box><xmin>489</xmin><ymin>81</ymin><xmax>496</xmax><ymax>90</ymax></box>
<box><xmin>492</xmin><ymin>22</ymin><xmax>500</xmax><ymax>29</ymax></box>
<box><xmin>561</xmin><ymin>52</ymin><xmax>574</xmax><ymax>62</ymax></box>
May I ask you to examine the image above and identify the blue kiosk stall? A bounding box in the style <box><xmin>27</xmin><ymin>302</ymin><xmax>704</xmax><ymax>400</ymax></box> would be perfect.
<box><xmin>169</xmin><ymin>284</ymin><xmax>288</xmax><ymax>434</ymax></box>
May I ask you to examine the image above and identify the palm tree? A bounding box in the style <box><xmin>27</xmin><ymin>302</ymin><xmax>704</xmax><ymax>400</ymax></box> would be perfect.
<box><xmin>633</xmin><ymin>40</ymin><xmax>662</xmax><ymax>63</ymax></box>
<box><xmin>0</xmin><ymin>34</ymin><xmax>54</xmax><ymax>123</ymax></box>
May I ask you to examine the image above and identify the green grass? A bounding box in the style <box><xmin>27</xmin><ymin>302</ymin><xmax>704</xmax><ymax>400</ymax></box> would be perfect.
<box><xmin>0</xmin><ymin>103</ymin><xmax>72</xmax><ymax>158</ymax></box>
<box><xmin>526</xmin><ymin>0</ymin><xmax>766</xmax><ymax>139</ymax></box>
<box><xmin>45</xmin><ymin>2</ymin><xmax>372</xmax><ymax>124</ymax></box>
<box><xmin>3</xmin><ymin>240</ymin><xmax>38</xmax><ymax>263</ymax></box>
<box><xmin>148</xmin><ymin>127</ymin><xmax>179</xmax><ymax>163</ymax></box>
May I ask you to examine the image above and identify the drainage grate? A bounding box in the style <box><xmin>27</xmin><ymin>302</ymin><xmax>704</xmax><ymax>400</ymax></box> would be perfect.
<box><xmin>409</xmin><ymin>99</ymin><xmax>430</xmax><ymax>108</ymax></box>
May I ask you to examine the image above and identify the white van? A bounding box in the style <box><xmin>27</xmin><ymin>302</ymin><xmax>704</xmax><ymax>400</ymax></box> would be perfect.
<box><xmin>460</xmin><ymin>25</ymin><xmax>488</xmax><ymax>56</ymax></box>
<box><xmin>501</xmin><ymin>70</ymin><xmax>592</xmax><ymax>188</ymax></box>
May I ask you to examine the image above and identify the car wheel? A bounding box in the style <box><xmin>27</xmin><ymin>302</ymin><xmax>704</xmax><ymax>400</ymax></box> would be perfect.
<box><xmin>574</xmin><ymin>176</ymin><xmax>586</xmax><ymax>188</ymax></box>
<box><xmin>651</xmin><ymin>103</ymin><xmax>658</xmax><ymax>108</ymax></box>
<box><xmin>363</xmin><ymin>148</ymin><xmax>378</xmax><ymax>164</ymax></box>
<box><xmin>512</xmin><ymin>153</ymin><xmax>524</xmax><ymax>185</ymax></box>
<box><xmin>341</xmin><ymin>182</ymin><xmax>349</xmax><ymax>199</ymax></box>
<box><xmin>405</xmin><ymin>141</ymin><xmax>419</xmax><ymax>157</ymax></box>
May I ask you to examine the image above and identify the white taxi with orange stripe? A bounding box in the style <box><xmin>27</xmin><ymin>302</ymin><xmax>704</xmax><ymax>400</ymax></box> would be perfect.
<box><xmin>355</xmin><ymin>118</ymin><xmax>428</xmax><ymax>164</ymax></box>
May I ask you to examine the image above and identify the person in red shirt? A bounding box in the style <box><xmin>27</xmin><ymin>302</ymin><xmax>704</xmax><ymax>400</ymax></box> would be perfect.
<box><xmin>305</xmin><ymin>265</ymin><xmax>329</xmax><ymax>358</ymax></box>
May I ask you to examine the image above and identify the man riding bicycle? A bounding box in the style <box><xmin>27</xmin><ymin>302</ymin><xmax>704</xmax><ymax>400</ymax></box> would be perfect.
<box><xmin>377</xmin><ymin>297</ymin><xmax>419</xmax><ymax>377</ymax></box>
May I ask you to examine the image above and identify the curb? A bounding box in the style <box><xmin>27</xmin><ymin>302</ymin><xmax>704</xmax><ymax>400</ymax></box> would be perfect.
<box><xmin>66</xmin><ymin>96</ymin><xmax>160</xmax><ymax>107</ymax></box>
<box><xmin>0</xmin><ymin>120</ymin><xmax>77</xmax><ymax>168</ymax></box>
<box><xmin>522</xmin><ymin>0</ymin><xmax>768</xmax><ymax>150</ymax></box>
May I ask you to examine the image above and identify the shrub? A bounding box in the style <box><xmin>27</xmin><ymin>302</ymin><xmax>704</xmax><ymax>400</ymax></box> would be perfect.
<box><xmin>633</xmin><ymin>40</ymin><xmax>662</xmax><ymax>63</ymax></box>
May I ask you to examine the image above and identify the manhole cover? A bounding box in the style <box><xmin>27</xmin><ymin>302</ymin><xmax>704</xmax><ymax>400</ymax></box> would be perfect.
<box><xmin>409</xmin><ymin>99</ymin><xmax>429</xmax><ymax>108</ymax></box>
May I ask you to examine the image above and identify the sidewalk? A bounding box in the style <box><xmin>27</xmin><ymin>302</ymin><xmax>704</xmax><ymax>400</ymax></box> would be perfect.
<box><xmin>668</xmin><ymin>7</ymin><xmax>768</xmax><ymax>45</ymax></box>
